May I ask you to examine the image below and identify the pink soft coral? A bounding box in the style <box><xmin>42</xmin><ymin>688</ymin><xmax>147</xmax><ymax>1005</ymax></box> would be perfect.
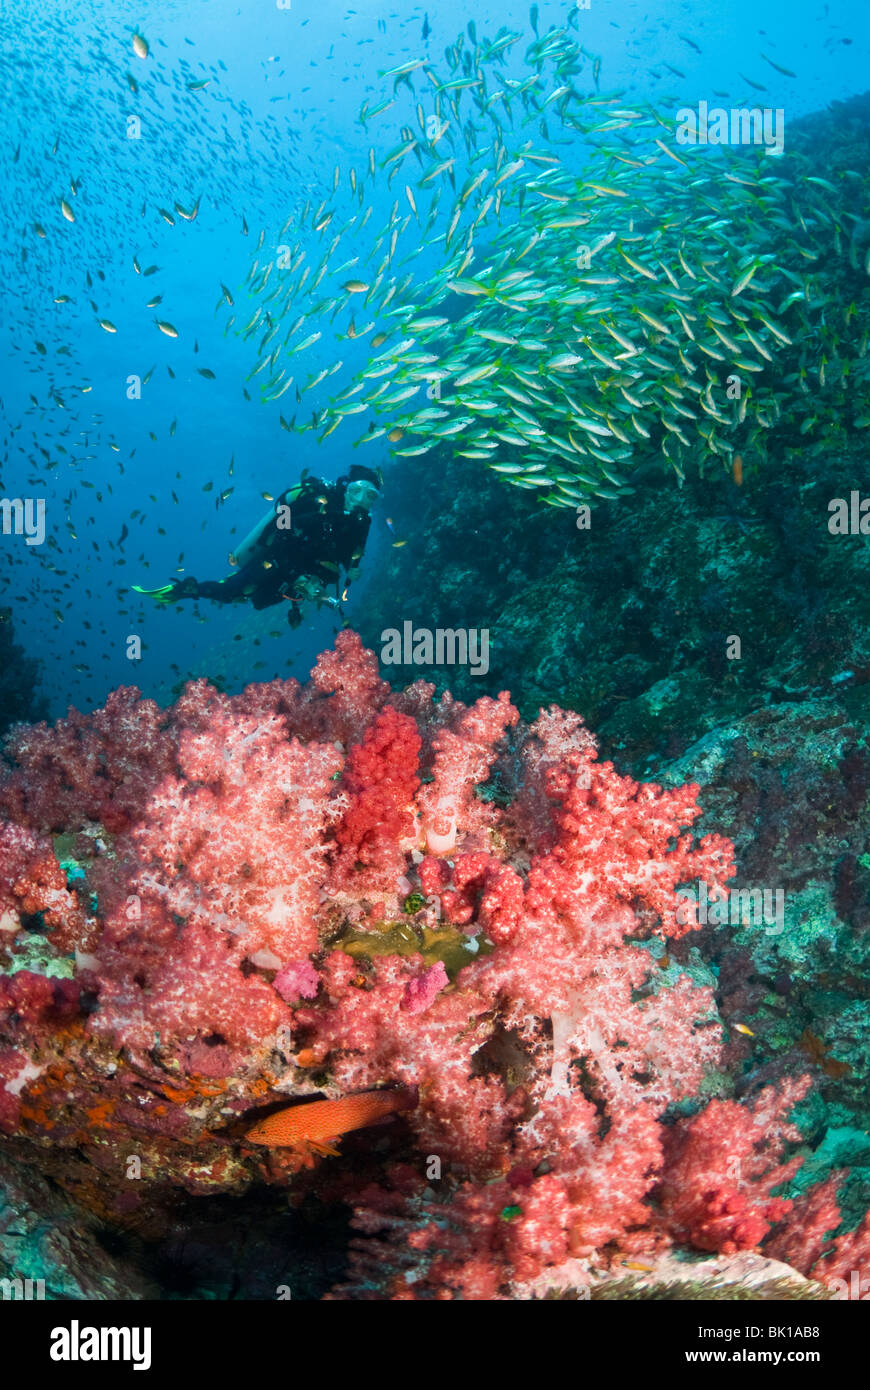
<box><xmin>0</xmin><ymin>631</ymin><xmax>842</xmax><ymax>1295</ymax></box>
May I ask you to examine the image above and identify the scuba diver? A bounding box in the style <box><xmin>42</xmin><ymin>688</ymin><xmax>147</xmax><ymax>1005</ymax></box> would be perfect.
<box><xmin>134</xmin><ymin>465</ymin><xmax>381</xmax><ymax>628</ymax></box>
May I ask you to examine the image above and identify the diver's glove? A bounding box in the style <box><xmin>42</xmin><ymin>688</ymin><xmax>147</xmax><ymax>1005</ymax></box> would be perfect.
<box><xmin>132</xmin><ymin>578</ymin><xmax>199</xmax><ymax>606</ymax></box>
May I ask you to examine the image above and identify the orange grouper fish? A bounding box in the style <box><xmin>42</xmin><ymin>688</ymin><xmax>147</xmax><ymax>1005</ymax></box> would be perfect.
<box><xmin>244</xmin><ymin>1086</ymin><xmax>418</xmax><ymax>1159</ymax></box>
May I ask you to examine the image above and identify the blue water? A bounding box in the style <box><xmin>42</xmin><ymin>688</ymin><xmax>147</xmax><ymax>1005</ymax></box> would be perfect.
<box><xmin>1</xmin><ymin>0</ymin><xmax>867</xmax><ymax>717</ymax></box>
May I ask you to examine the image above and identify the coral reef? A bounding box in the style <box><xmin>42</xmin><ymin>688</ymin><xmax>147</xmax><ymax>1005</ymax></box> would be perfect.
<box><xmin>657</xmin><ymin>694</ymin><xmax>870</xmax><ymax>1285</ymax></box>
<box><xmin>0</xmin><ymin>633</ymin><xmax>866</xmax><ymax>1297</ymax></box>
<box><xmin>358</xmin><ymin>423</ymin><xmax>870</xmax><ymax>770</ymax></box>
<box><xmin>0</xmin><ymin>1149</ymin><xmax>158</xmax><ymax>1299</ymax></box>
<box><xmin>0</xmin><ymin>607</ymin><xmax>47</xmax><ymax>739</ymax></box>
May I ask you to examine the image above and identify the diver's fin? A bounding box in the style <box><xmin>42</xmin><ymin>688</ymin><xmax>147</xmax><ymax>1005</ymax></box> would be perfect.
<box><xmin>132</xmin><ymin>582</ymin><xmax>177</xmax><ymax>606</ymax></box>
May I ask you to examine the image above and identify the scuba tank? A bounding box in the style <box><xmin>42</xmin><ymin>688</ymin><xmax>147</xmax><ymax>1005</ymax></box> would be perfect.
<box><xmin>232</xmin><ymin>482</ymin><xmax>303</xmax><ymax>568</ymax></box>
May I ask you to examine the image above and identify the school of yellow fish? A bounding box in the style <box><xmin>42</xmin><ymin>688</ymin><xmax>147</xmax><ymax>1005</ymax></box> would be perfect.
<box><xmin>233</xmin><ymin>13</ymin><xmax>870</xmax><ymax>508</ymax></box>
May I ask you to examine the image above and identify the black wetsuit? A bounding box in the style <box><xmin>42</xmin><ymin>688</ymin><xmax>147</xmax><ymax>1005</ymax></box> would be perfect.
<box><xmin>192</xmin><ymin>475</ymin><xmax>372</xmax><ymax>613</ymax></box>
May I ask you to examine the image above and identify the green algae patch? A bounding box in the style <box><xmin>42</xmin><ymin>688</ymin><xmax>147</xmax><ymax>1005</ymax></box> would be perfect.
<box><xmin>338</xmin><ymin>920</ymin><xmax>488</xmax><ymax>976</ymax></box>
<box><xmin>1</xmin><ymin>931</ymin><xmax>76</xmax><ymax>980</ymax></box>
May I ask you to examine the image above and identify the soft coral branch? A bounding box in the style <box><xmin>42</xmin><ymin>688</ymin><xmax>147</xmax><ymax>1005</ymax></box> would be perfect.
<box><xmin>0</xmin><ymin>632</ymin><xmax>848</xmax><ymax>1296</ymax></box>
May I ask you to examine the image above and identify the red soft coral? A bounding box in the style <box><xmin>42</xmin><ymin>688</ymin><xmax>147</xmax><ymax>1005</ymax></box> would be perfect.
<box><xmin>657</xmin><ymin>1077</ymin><xmax>811</xmax><ymax>1253</ymax></box>
<box><xmin>332</xmin><ymin>705</ymin><xmax>421</xmax><ymax>886</ymax></box>
<box><xmin>0</xmin><ymin>631</ymin><xmax>841</xmax><ymax>1296</ymax></box>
